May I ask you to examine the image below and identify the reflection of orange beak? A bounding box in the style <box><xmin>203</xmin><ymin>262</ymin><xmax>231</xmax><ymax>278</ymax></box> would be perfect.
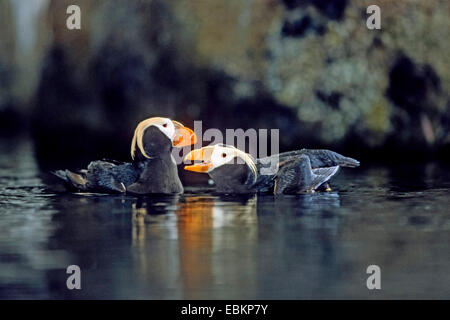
<box><xmin>184</xmin><ymin>148</ymin><xmax>213</xmax><ymax>173</ymax></box>
<box><xmin>172</xmin><ymin>122</ymin><xmax>197</xmax><ymax>147</ymax></box>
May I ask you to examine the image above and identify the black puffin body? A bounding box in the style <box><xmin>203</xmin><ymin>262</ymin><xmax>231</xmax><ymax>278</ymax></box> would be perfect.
<box><xmin>208</xmin><ymin>163</ymin><xmax>256</xmax><ymax>194</ymax></box>
<box><xmin>53</xmin><ymin>117</ymin><xmax>196</xmax><ymax>194</ymax></box>
<box><xmin>184</xmin><ymin>145</ymin><xmax>360</xmax><ymax>194</ymax></box>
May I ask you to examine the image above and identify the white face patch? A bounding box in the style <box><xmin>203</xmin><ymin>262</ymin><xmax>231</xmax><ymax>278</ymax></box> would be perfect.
<box><xmin>208</xmin><ymin>145</ymin><xmax>258</xmax><ymax>183</ymax></box>
<box><xmin>210</xmin><ymin>145</ymin><xmax>238</xmax><ymax>171</ymax></box>
<box><xmin>131</xmin><ymin>117</ymin><xmax>177</xmax><ymax>160</ymax></box>
<box><xmin>150</xmin><ymin>118</ymin><xmax>175</xmax><ymax>142</ymax></box>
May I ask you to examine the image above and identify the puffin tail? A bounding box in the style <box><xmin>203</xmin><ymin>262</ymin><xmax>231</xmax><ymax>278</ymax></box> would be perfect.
<box><xmin>51</xmin><ymin>170</ymin><xmax>88</xmax><ymax>191</ymax></box>
<box><xmin>339</xmin><ymin>156</ymin><xmax>360</xmax><ymax>168</ymax></box>
<box><xmin>51</xmin><ymin>170</ymin><xmax>69</xmax><ymax>182</ymax></box>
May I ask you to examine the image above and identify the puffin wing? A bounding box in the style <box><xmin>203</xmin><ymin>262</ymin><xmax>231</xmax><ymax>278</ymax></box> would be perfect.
<box><xmin>273</xmin><ymin>155</ymin><xmax>340</xmax><ymax>194</ymax></box>
<box><xmin>300</xmin><ymin>149</ymin><xmax>359</xmax><ymax>168</ymax></box>
<box><xmin>258</xmin><ymin>149</ymin><xmax>359</xmax><ymax>170</ymax></box>
<box><xmin>86</xmin><ymin>161</ymin><xmax>126</xmax><ymax>193</ymax></box>
<box><xmin>101</xmin><ymin>158</ymin><xmax>127</xmax><ymax>165</ymax></box>
<box><xmin>52</xmin><ymin>160</ymin><xmax>127</xmax><ymax>193</ymax></box>
<box><xmin>273</xmin><ymin>158</ymin><xmax>301</xmax><ymax>194</ymax></box>
<box><xmin>310</xmin><ymin>166</ymin><xmax>340</xmax><ymax>189</ymax></box>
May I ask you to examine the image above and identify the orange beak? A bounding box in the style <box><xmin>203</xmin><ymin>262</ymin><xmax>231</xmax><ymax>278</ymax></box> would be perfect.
<box><xmin>172</xmin><ymin>121</ymin><xmax>197</xmax><ymax>147</ymax></box>
<box><xmin>184</xmin><ymin>148</ymin><xmax>213</xmax><ymax>173</ymax></box>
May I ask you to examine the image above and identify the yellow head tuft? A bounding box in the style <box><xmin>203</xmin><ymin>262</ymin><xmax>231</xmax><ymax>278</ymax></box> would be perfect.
<box><xmin>130</xmin><ymin>117</ymin><xmax>166</xmax><ymax>160</ymax></box>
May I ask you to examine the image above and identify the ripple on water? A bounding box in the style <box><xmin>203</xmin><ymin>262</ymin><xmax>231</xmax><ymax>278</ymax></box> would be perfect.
<box><xmin>1</xmin><ymin>138</ymin><xmax>450</xmax><ymax>298</ymax></box>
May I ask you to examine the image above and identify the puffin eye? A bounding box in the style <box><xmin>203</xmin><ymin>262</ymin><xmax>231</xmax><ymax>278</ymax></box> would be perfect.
<box><xmin>162</xmin><ymin>123</ymin><xmax>168</xmax><ymax>128</ymax></box>
<box><xmin>221</xmin><ymin>153</ymin><xmax>227</xmax><ymax>158</ymax></box>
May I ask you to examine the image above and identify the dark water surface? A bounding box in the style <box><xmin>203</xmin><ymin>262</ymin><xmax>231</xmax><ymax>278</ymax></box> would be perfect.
<box><xmin>1</xmin><ymin>137</ymin><xmax>449</xmax><ymax>299</ymax></box>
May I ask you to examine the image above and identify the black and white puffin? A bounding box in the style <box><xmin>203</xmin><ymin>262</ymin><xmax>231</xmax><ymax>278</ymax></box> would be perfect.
<box><xmin>54</xmin><ymin>117</ymin><xmax>197</xmax><ymax>194</ymax></box>
<box><xmin>184</xmin><ymin>144</ymin><xmax>359</xmax><ymax>194</ymax></box>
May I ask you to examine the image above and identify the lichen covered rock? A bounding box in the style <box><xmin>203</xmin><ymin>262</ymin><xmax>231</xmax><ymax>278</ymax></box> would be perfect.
<box><xmin>27</xmin><ymin>0</ymin><xmax>450</xmax><ymax>158</ymax></box>
<box><xmin>168</xmin><ymin>0</ymin><xmax>450</xmax><ymax>150</ymax></box>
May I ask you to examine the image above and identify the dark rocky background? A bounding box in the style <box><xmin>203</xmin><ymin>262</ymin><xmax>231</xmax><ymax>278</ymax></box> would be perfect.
<box><xmin>1</xmin><ymin>0</ymin><xmax>449</xmax><ymax>167</ymax></box>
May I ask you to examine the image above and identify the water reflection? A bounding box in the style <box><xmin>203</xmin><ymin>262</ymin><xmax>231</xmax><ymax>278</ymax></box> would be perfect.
<box><xmin>2</xmin><ymin>136</ymin><xmax>450</xmax><ymax>298</ymax></box>
<box><xmin>131</xmin><ymin>195</ymin><xmax>259</xmax><ymax>298</ymax></box>
<box><xmin>129</xmin><ymin>192</ymin><xmax>346</xmax><ymax>299</ymax></box>
<box><xmin>0</xmin><ymin>137</ymin><xmax>62</xmax><ymax>299</ymax></box>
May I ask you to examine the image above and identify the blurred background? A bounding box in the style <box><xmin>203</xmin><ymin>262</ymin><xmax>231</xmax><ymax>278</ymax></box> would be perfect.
<box><xmin>0</xmin><ymin>0</ymin><xmax>449</xmax><ymax>168</ymax></box>
<box><xmin>1</xmin><ymin>0</ymin><xmax>450</xmax><ymax>300</ymax></box>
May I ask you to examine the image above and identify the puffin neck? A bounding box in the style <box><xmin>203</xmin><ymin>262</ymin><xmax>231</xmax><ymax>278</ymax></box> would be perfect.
<box><xmin>134</xmin><ymin>147</ymin><xmax>174</xmax><ymax>162</ymax></box>
<box><xmin>133</xmin><ymin>125</ymin><xmax>173</xmax><ymax>159</ymax></box>
<box><xmin>209</xmin><ymin>163</ymin><xmax>256</xmax><ymax>190</ymax></box>
<box><xmin>244</xmin><ymin>164</ymin><xmax>257</xmax><ymax>186</ymax></box>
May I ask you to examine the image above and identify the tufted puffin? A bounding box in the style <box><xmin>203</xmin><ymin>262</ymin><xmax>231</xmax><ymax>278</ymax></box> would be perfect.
<box><xmin>53</xmin><ymin>117</ymin><xmax>197</xmax><ymax>194</ymax></box>
<box><xmin>184</xmin><ymin>144</ymin><xmax>359</xmax><ymax>194</ymax></box>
